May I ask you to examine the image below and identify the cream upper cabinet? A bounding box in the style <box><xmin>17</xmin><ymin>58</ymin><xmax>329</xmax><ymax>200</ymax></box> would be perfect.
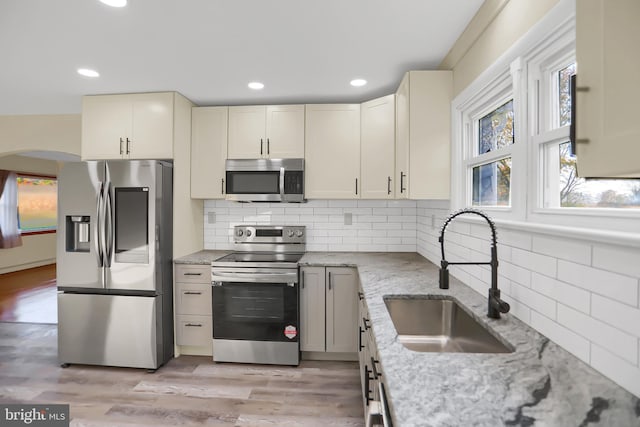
<box><xmin>305</xmin><ymin>104</ymin><xmax>361</xmax><ymax>199</ymax></box>
<box><xmin>361</xmin><ymin>94</ymin><xmax>396</xmax><ymax>199</ymax></box>
<box><xmin>397</xmin><ymin>71</ymin><xmax>452</xmax><ymax>199</ymax></box>
<box><xmin>575</xmin><ymin>0</ymin><xmax>640</xmax><ymax>177</ymax></box>
<box><xmin>395</xmin><ymin>75</ymin><xmax>410</xmax><ymax>198</ymax></box>
<box><xmin>191</xmin><ymin>106</ymin><xmax>228</xmax><ymax>199</ymax></box>
<box><xmin>82</xmin><ymin>92</ymin><xmax>175</xmax><ymax>160</ymax></box>
<box><xmin>227</xmin><ymin>105</ymin><xmax>304</xmax><ymax>159</ymax></box>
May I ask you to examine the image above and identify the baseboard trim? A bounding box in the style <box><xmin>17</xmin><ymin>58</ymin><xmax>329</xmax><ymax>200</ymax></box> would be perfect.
<box><xmin>0</xmin><ymin>260</ymin><xmax>55</xmax><ymax>275</ymax></box>
<box><xmin>302</xmin><ymin>351</ymin><xmax>358</xmax><ymax>361</ymax></box>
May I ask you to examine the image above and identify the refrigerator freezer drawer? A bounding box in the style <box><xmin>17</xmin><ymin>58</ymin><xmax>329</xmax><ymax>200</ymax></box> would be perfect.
<box><xmin>58</xmin><ymin>293</ymin><xmax>161</xmax><ymax>369</ymax></box>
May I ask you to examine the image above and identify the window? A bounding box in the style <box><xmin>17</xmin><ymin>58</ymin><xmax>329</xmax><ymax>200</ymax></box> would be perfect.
<box><xmin>17</xmin><ymin>174</ymin><xmax>58</xmax><ymax>234</ymax></box>
<box><xmin>453</xmin><ymin>11</ymin><xmax>639</xmax><ymax>232</ymax></box>
<box><xmin>538</xmin><ymin>60</ymin><xmax>640</xmax><ymax>211</ymax></box>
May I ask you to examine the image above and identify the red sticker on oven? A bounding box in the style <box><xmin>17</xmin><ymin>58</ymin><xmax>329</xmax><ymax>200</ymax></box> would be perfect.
<box><xmin>284</xmin><ymin>325</ymin><xmax>297</xmax><ymax>339</ymax></box>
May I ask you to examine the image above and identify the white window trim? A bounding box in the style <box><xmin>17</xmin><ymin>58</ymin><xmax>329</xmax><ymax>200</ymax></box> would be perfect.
<box><xmin>451</xmin><ymin>0</ymin><xmax>640</xmax><ymax>236</ymax></box>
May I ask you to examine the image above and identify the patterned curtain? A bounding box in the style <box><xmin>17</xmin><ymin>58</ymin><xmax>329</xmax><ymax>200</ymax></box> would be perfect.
<box><xmin>0</xmin><ymin>170</ymin><xmax>23</xmax><ymax>249</ymax></box>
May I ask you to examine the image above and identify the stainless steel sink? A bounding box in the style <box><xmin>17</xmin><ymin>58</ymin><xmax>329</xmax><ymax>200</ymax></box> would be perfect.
<box><xmin>383</xmin><ymin>296</ymin><xmax>513</xmax><ymax>354</ymax></box>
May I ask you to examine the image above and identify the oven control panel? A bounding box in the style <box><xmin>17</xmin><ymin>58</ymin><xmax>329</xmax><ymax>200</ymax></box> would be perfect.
<box><xmin>233</xmin><ymin>225</ymin><xmax>306</xmax><ymax>244</ymax></box>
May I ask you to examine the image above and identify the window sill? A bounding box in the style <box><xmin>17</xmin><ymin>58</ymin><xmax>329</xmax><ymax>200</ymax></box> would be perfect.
<box><xmin>20</xmin><ymin>230</ymin><xmax>56</xmax><ymax>236</ymax></box>
<box><xmin>453</xmin><ymin>215</ymin><xmax>640</xmax><ymax>248</ymax></box>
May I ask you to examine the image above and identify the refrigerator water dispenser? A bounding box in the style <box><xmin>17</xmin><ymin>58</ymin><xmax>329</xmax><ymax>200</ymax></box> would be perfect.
<box><xmin>66</xmin><ymin>215</ymin><xmax>90</xmax><ymax>252</ymax></box>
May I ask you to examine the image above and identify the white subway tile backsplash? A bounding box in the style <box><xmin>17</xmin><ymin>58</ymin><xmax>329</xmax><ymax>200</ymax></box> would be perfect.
<box><xmin>203</xmin><ymin>199</ymin><xmax>417</xmax><ymax>252</ymax></box>
<box><xmin>591</xmin><ymin>295</ymin><xmax>640</xmax><ymax>338</ymax></box>
<box><xmin>532</xmin><ymin>235</ymin><xmax>591</xmax><ymax>265</ymax></box>
<box><xmin>497</xmin><ymin>229</ymin><xmax>532</xmax><ymax>251</ymax></box>
<box><xmin>592</xmin><ymin>244</ymin><xmax>640</xmax><ymax>280</ymax></box>
<box><xmin>591</xmin><ymin>345</ymin><xmax>640</xmax><ymax>397</ymax></box>
<box><xmin>510</xmin><ymin>282</ymin><xmax>557</xmax><ymax>320</ymax></box>
<box><xmin>531</xmin><ymin>273</ymin><xmax>590</xmax><ymax>314</ymax></box>
<box><xmin>557</xmin><ymin>260</ymin><xmax>638</xmax><ymax>305</ymax></box>
<box><xmin>530</xmin><ymin>311</ymin><xmax>591</xmax><ymax>363</ymax></box>
<box><xmin>557</xmin><ymin>304</ymin><xmax>638</xmax><ymax>364</ymax></box>
<box><xmin>499</xmin><ymin>261</ymin><xmax>532</xmax><ymax>287</ymax></box>
<box><xmin>511</xmin><ymin>248</ymin><xmax>557</xmax><ymax>277</ymax></box>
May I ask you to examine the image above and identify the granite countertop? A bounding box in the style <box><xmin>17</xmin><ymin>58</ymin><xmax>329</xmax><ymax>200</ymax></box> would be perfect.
<box><xmin>175</xmin><ymin>249</ymin><xmax>639</xmax><ymax>425</ymax></box>
<box><xmin>174</xmin><ymin>250</ymin><xmax>232</xmax><ymax>265</ymax></box>
<box><xmin>299</xmin><ymin>252</ymin><xmax>640</xmax><ymax>427</ymax></box>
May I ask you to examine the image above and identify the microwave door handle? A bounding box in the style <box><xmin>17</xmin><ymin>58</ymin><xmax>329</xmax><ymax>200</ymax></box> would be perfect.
<box><xmin>279</xmin><ymin>167</ymin><xmax>285</xmax><ymax>199</ymax></box>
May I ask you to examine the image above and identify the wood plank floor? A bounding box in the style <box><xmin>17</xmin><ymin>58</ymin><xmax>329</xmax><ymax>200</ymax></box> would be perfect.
<box><xmin>0</xmin><ymin>264</ymin><xmax>57</xmax><ymax>324</ymax></box>
<box><xmin>0</xmin><ymin>323</ymin><xmax>365</xmax><ymax>426</ymax></box>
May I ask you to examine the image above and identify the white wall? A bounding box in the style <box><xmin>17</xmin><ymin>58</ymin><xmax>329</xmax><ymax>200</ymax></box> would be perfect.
<box><xmin>203</xmin><ymin>200</ymin><xmax>417</xmax><ymax>252</ymax></box>
<box><xmin>417</xmin><ymin>200</ymin><xmax>640</xmax><ymax>398</ymax></box>
<box><xmin>0</xmin><ymin>114</ymin><xmax>81</xmax><ymax>157</ymax></box>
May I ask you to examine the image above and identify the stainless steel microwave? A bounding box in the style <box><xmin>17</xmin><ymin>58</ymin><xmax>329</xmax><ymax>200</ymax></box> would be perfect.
<box><xmin>225</xmin><ymin>158</ymin><xmax>305</xmax><ymax>202</ymax></box>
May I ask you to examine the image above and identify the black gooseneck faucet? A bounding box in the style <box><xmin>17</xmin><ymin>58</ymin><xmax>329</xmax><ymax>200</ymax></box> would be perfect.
<box><xmin>438</xmin><ymin>208</ymin><xmax>510</xmax><ymax>319</ymax></box>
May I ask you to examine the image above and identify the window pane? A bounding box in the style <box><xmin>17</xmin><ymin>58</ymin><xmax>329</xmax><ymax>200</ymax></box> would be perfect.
<box><xmin>559</xmin><ymin>142</ymin><xmax>640</xmax><ymax>208</ymax></box>
<box><xmin>17</xmin><ymin>176</ymin><xmax>58</xmax><ymax>232</ymax></box>
<box><xmin>472</xmin><ymin>158</ymin><xmax>512</xmax><ymax>207</ymax></box>
<box><xmin>558</xmin><ymin>63</ymin><xmax>576</xmax><ymax>127</ymax></box>
<box><xmin>478</xmin><ymin>100</ymin><xmax>514</xmax><ymax>154</ymax></box>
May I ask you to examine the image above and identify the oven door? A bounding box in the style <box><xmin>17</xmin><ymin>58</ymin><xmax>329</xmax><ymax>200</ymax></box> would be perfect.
<box><xmin>211</xmin><ymin>280</ymin><xmax>298</xmax><ymax>343</ymax></box>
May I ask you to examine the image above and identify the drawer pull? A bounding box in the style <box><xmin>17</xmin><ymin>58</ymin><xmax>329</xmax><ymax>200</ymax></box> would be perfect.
<box><xmin>185</xmin><ymin>323</ymin><xmax>202</xmax><ymax>327</ymax></box>
<box><xmin>184</xmin><ymin>272</ymin><xmax>203</xmax><ymax>276</ymax></box>
<box><xmin>184</xmin><ymin>291</ymin><xmax>202</xmax><ymax>295</ymax></box>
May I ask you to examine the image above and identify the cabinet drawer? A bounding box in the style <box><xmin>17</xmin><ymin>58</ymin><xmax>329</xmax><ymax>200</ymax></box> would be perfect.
<box><xmin>175</xmin><ymin>315</ymin><xmax>212</xmax><ymax>347</ymax></box>
<box><xmin>175</xmin><ymin>264</ymin><xmax>210</xmax><ymax>283</ymax></box>
<box><xmin>176</xmin><ymin>282</ymin><xmax>212</xmax><ymax>315</ymax></box>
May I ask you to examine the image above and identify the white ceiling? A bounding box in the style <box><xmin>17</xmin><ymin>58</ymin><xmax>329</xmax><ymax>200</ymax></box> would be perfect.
<box><xmin>0</xmin><ymin>0</ymin><xmax>483</xmax><ymax>115</ymax></box>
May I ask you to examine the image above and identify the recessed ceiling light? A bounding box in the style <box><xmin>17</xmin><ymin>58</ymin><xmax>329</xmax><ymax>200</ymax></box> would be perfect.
<box><xmin>248</xmin><ymin>82</ymin><xmax>264</xmax><ymax>90</ymax></box>
<box><xmin>99</xmin><ymin>0</ymin><xmax>127</xmax><ymax>7</ymax></box>
<box><xmin>350</xmin><ymin>79</ymin><xmax>367</xmax><ymax>87</ymax></box>
<box><xmin>77</xmin><ymin>68</ymin><xmax>100</xmax><ymax>78</ymax></box>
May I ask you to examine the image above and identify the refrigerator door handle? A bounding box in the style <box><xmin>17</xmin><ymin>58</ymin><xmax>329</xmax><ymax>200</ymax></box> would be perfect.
<box><xmin>96</xmin><ymin>181</ymin><xmax>105</xmax><ymax>268</ymax></box>
<box><xmin>104</xmin><ymin>181</ymin><xmax>114</xmax><ymax>268</ymax></box>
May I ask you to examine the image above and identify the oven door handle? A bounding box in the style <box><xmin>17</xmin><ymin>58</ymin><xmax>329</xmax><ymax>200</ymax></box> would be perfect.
<box><xmin>211</xmin><ymin>271</ymin><xmax>298</xmax><ymax>283</ymax></box>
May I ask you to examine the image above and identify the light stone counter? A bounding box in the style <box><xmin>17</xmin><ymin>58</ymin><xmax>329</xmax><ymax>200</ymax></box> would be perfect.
<box><xmin>174</xmin><ymin>250</ymin><xmax>232</xmax><ymax>265</ymax></box>
<box><xmin>299</xmin><ymin>252</ymin><xmax>640</xmax><ymax>427</ymax></box>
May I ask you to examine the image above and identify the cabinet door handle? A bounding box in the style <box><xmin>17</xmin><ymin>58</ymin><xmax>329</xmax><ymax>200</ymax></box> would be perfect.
<box><xmin>301</xmin><ymin>272</ymin><xmax>305</xmax><ymax>289</ymax></box>
<box><xmin>328</xmin><ymin>271</ymin><xmax>332</xmax><ymax>290</ymax></box>
<box><xmin>358</xmin><ymin>291</ymin><xmax>364</xmax><ymax>301</ymax></box>
<box><xmin>221</xmin><ymin>178</ymin><xmax>225</xmax><ymax>194</ymax></box>
<box><xmin>119</xmin><ymin>138</ymin><xmax>124</xmax><ymax>155</ymax></box>
<box><xmin>355</xmin><ymin>178</ymin><xmax>358</xmax><ymax>195</ymax></box>
<box><xmin>184</xmin><ymin>272</ymin><xmax>202</xmax><ymax>276</ymax></box>
<box><xmin>267</xmin><ymin>138</ymin><xmax>270</xmax><ymax>155</ymax></box>
<box><xmin>371</xmin><ymin>356</ymin><xmax>381</xmax><ymax>379</ymax></box>
<box><xmin>126</xmin><ymin>138</ymin><xmax>131</xmax><ymax>154</ymax></box>
<box><xmin>358</xmin><ymin>326</ymin><xmax>364</xmax><ymax>351</ymax></box>
<box><xmin>387</xmin><ymin>176</ymin><xmax>392</xmax><ymax>195</ymax></box>
<box><xmin>363</xmin><ymin>317</ymin><xmax>370</xmax><ymax>330</ymax></box>
<box><xmin>400</xmin><ymin>172</ymin><xmax>406</xmax><ymax>193</ymax></box>
<box><xmin>184</xmin><ymin>291</ymin><xmax>202</xmax><ymax>295</ymax></box>
<box><xmin>260</xmin><ymin>138</ymin><xmax>264</xmax><ymax>155</ymax></box>
<box><xmin>364</xmin><ymin>365</ymin><xmax>374</xmax><ymax>404</ymax></box>
<box><xmin>185</xmin><ymin>323</ymin><xmax>202</xmax><ymax>327</ymax></box>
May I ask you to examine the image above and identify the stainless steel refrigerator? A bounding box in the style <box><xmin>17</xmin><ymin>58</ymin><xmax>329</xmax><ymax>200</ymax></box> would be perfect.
<box><xmin>56</xmin><ymin>160</ymin><xmax>174</xmax><ymax>370</ymax></box>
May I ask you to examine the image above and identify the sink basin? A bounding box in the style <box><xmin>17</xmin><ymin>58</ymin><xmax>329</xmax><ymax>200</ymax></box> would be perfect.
<box><xmin>383</xmin><ymin>296</ymin><xmax>513</xmax><ymax>354</ymax></box>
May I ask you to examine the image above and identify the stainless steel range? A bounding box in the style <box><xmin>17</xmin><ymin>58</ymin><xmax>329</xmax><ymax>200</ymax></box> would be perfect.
<box><xmin>211</xmin><ymin>225</ymin><xmax>305</xmax><ymax>365</ymax></box>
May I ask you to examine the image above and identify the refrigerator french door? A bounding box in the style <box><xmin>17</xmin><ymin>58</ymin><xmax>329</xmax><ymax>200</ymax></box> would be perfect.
<box><xmin>56</xmin><ymin>160</ymin><xmax>173</xmax><ymax>370</ymax></box>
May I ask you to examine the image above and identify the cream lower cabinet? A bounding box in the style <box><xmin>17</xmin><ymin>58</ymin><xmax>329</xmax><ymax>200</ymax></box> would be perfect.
<box><xmin>174</xmin><ymin>264</ymin><xmax>212</xmax><ymax>354</ymax></box>
<box><xmin>395</xmin><ymin>71</ymin><xmax>452</xmax><ymax>199</ymax></box>
<box><xmin>361</xmin><ymin>94</ymin><xmax>396</xmax><ymax>199</ymax></box>
<box><xmin>227</xmin><ymin>105</ymin><xmax>305</xmax><ymax>159</ymax></box>
<box><xmin>191</xmin><ymin>106</ymin><xmax>228</xmax><ymax>199</ymax></box>
<box><xmin>575</xmin><ymin>0</ymin><xmax>640</xmax><ymax>177</ymax></box>
<box><xmin>300</xmin><ymin>266</ymin><xmax>359</xmax><ymax>354</ymax></box>
<box><xmin>305</xmin><ymin>104</ymin><xmax>361</xmax><ymax>199</ymax></box>
<box><xmin>82</xmin><ymin>92</ymin><xmax>179</xmax><ymax>160</ymax></box>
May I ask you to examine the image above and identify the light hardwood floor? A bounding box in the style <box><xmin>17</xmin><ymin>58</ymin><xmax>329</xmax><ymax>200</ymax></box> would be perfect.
<box><xmin>0</xmin><ymin>323</ymin><xmax>365</xmax><ymax>426</ymax></box>
<box><xmin>0</xmin><ymin>264</ymin><xmax>57</xmax><ymax>324</ymax></box>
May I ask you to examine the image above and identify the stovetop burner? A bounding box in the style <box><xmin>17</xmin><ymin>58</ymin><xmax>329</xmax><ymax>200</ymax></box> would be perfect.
<box><xmin>215</xmin><ymin>252</ymin><xmax>304</xmax><ymax>264</ymax></box>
